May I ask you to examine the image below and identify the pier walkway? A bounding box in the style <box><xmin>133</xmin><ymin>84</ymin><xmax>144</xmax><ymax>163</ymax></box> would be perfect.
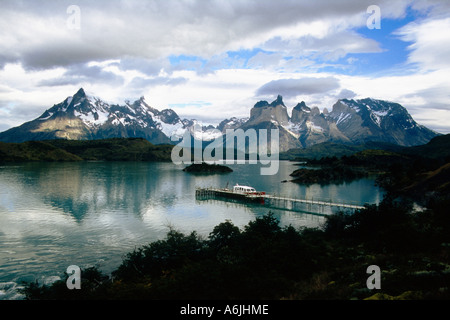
<box><xmin>195</xmin><ymin>187</ymin><xmax>366</xmax><ymax>212</ymax></box>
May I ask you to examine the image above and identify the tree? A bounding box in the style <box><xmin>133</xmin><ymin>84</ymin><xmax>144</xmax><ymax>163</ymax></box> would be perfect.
<box><xmin>208</xmin><ymin>220</ymin><xmax>240</xmax><ymax>250</ymax></box>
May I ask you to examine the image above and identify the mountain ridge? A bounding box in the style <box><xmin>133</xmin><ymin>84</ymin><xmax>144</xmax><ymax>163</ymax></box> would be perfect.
<box><xmin>0</xmin><ymin>88</ymin><xmax>440</xmax><ymax>152</ymax></box>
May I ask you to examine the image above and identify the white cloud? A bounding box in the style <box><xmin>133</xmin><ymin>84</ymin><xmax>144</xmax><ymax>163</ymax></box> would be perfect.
<box><xmin>261</xmin><ymin>30</ymin><xmax>383</xmax><ymax>62</ymax></box>
<box><xmin>0</xmin><ymin>0</ymin><xmax>449</xmax><ymax>134</ymax></box>
<box><xmin>256</xmin><ymin>77</ymin><xmax>341</xmax><ymax>98</ymax></box>
<box><xmin>395</xmin><ymin>17</ymin><xmax>450</xmax><ymax>71</ymax></box>
<box><xmin>0</xmin><ymin>0</ymin><xmax>411</xmax><ymax>69</ymax></box>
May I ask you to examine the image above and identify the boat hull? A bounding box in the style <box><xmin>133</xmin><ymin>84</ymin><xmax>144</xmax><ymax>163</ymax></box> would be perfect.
<box><xmin>196</xmin><ymin>188</ymin><xmax>265</xmax><ymax>204</ymax></box>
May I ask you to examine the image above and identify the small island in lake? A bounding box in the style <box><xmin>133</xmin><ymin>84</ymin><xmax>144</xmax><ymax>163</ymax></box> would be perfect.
<box><xmin>290</xmin><ymin>164</ymin><xmax>367</xmax><ymax>185</ymax></box>
<box><xmin>183</xmin><ymin>162</ymin><xmax>233</xmax><ymax>174</ymax></box>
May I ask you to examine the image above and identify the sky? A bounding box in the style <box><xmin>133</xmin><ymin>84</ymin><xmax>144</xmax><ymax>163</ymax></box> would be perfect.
<box><xmin>1</xmin><ymin>0</ymin><xmax>450</xmax><ymax>134</ymax></box>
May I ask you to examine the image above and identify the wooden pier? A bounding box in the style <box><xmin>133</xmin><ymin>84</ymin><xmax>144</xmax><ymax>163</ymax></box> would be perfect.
<box><xmin>195</xmin><ymin>187</ymin><xmax>366</xmax><ymax>214</ymax></box>
<box><xmin>195</xmin><ymin>187</ymin><xmax>266</xmax><ymax>203</ymax></box>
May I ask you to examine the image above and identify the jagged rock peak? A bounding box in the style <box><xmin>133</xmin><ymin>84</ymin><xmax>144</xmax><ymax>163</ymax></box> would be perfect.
<box><xmin>254</xmin><ymin>95</ymin><xmax>285</xmax><ymax>108</ymax></box>
<box><xmin>293</xmin><ymin>101</ymin><xmax>310</xmax><ymax>112</ymax></box>
<box><xmin>270</xmin><ymin>95</ymin><xmax>285</xmax><ymax>107</ymax></box>
<box><xmin>74</xmin><ymin>87</ymin><xmax>86</xmax><ymax>97</ymax></box>
<box><xmin>137</xmin><ymin>96</ymin><xmax>151</xmax><ymax>108</ymax></box>
<box><xmin>311</xmin><ymin>106</ymin><xmax>320</xmax><ymax>116</ymax></box>
<box><xmin>71</xmin><ymin>88</ymin><xmax>91</xmax><ymax>103</ymax></box>
<box><xmin>254</xmin><ymin>100</ymin><xmax>270</xmax><ymax>108</ymax></box>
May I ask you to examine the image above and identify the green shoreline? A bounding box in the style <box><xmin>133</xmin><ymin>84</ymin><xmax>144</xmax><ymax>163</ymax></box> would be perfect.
<box><xmin>0</xmin><ymin>138</ymin><xmax>174</xmax><ymax>162</ymax></box>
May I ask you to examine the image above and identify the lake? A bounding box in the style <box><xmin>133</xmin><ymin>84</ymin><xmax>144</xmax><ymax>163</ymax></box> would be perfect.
<box><xmin>0</xmin><ymin>161</ymin><xmax>384</xmax><ymax>299</ymax></box>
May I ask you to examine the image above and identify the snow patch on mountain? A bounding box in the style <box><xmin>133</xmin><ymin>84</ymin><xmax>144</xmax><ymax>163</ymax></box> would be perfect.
<box><xmin>373</xmin><ymin>110</ymin><xmax>390</xmax><ymax>117</ymax></box>
<box><xmin>74</xmin><ymin>109</ymin><xmax>109</xmax><ymax>127</ymax></box>
<box><xmin>282</xmin><ymin>121</ymin><xmax>302</xmax><ymax>139</ymax></box>
<box><xmin>38</xmin><ymin>112</ymin><xmax>53</xmax><ymax>121</ymax></box>
<box><xmin>155</xmin><ymin>118</ymin><xmax>186</xmax><ymax>139</ymax></box>
<box><xmin>306</xmin><ymin>121</ymin><xmax>324</xmax><ymax>133</ymax></box>
<box><xmin>335</xmin><ymin>112</ymin><xmax>351</xmax><ymax>125</ymax></box>
<box><xmin>370</xmin><ymin>109</ymin><xmax>390</xmax><ymax>127</ymax></box>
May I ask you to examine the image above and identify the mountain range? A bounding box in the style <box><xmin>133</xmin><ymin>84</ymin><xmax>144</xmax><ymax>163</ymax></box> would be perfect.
<box><xmin>0</xmin><ymin>88</ymin><xmax>439</xmax><ymax>152</ymax></box>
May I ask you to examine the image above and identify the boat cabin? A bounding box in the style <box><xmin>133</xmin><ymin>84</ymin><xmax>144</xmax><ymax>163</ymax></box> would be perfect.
<box><xmin>233</xmin><ymin>184</ymin><xmax>257</xmax><ymax>194</ymax></box>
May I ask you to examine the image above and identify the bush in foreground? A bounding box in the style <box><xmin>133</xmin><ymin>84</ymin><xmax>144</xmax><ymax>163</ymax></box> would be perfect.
<box><xmin>20</xmin><ymin>196</ymin><xmax>450</xmax><ymax>300</ymax></box>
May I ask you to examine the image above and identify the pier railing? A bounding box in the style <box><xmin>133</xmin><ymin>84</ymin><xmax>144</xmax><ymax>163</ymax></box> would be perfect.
<box><xmin>195</xmin><ymin>187</ymin><xmax>367</xmax><ymax>212</ymax></box>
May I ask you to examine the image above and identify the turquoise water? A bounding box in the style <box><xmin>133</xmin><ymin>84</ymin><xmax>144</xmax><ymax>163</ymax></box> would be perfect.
<box><xmin>0</xmin><ymin>161</ymin><xmax>384</xmax><ymax>299</ymax></box>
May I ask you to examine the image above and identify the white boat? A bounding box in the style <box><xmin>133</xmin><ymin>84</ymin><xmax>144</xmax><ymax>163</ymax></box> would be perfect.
<box><xmin>232</xmin><ymin>184</ymin><xmax>265</xmax><ymax>196</ymax></box>
<box><xmin>196</xmin><ymin>183</ymin><xmax>266</xmax><ymax>204</ymax></box>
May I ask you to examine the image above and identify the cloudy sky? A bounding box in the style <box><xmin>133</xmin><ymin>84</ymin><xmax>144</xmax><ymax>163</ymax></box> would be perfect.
<box><xmin>1</xmin><ymin>0</ymin><xmax>450</xmax><ymax>133</ymax></box>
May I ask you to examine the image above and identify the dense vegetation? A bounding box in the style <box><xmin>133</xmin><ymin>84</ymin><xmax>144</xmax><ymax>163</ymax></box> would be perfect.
<box><xmin>0</xmin><ymin>140</ymin><xmax>83</xmax><ymax>162</ymax></box>
<box><xmin>288</xmin><ymin>149</ymin><xmax>410</xmax><ymax>185</ymax></box>
<box><xmin>290</xmin><ymin>163</ymin><xmax>368</xmax><ymax>185</ymax></box>
<box><xmin>279</xmin><ymin>140</ymin><xmax>404</xmax><ymax>161</ymax></box>
<box><xmin>20</xmin><ymin>190</ymin><xmax>450</xmax><ymax>300</ymax></box>
<box><xmin>182</xmin><ymin>162</ymin><xmax>233</xmax><ymax>174</ymax></box>
<box><xmin>0</xmin><ymin>138</ymin><xmax>174</xmax><ymax>162</ymax></box>
<box><xmin>289</xmin><ymin>135</ymin><xmax>450</xmax><ymax>187</ymax></box>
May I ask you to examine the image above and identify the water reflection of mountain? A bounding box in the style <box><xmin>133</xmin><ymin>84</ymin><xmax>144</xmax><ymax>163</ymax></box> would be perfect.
<box><xmin>8</xmin><ymin>161</ymin><xmax>384</xmax><ymax>225</ymax></box>
<box><xmin>15</xmin><ymin>162</ymin><xmax>182</xmax><ymax>222</ymax></box>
